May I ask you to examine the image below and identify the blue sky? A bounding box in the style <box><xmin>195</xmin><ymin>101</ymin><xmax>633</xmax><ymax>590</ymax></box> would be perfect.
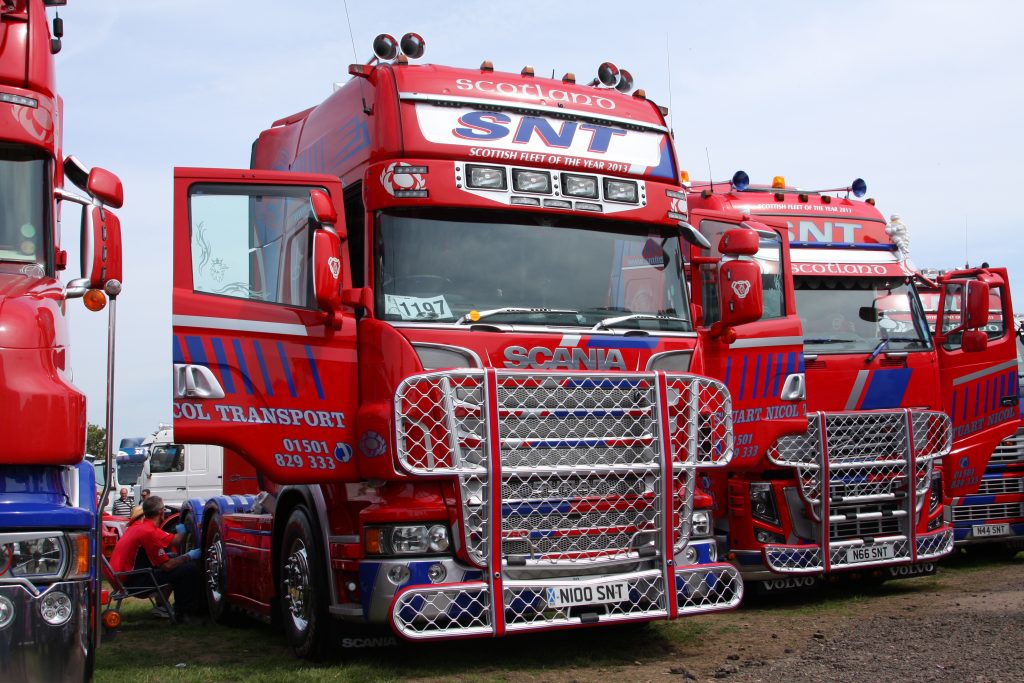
<box><xmin>49</xmin><ymin>1</ymin><xmax>1024</xmax><ymax>441</ymax></box>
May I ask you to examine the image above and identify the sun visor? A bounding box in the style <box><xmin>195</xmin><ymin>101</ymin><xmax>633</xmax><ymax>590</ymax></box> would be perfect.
<box><xmin>791</xmin><ymin>248</ymin><xmax>912</xmax><ymax>277</ymax></box>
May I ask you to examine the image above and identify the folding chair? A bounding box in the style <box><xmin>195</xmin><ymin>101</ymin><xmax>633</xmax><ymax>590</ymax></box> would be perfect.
<box><xmin>101</xmin><ymin>555</ymin><xmax>177</xmax><ymax>624</ymax></box>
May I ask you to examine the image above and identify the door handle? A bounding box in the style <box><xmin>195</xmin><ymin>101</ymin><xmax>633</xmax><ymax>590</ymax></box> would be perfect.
<box><xmin>780</xmin><ymin>373</ymin><xmax>806</xmax><ymax>402</ymax></box>
<box><xmin>173</xmin><ymin>363</ymin><xmax>226</xmax><ymax>399</ymax></box>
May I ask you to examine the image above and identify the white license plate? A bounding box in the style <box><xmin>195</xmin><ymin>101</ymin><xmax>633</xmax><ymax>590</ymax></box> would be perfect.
<box><xmin>545</xmin><ymin>581</ymin><xmax>629</xmax><ymax>609</ymax></box>
<box><xmin>972</xmin><ymin>523</ymin><xmax>1011</xmax><ymax>538</ymax></box>
<box><xmin>846</xmin><ymin>542</ymin><xmax>896</xmax><ymax>564</ymax></box>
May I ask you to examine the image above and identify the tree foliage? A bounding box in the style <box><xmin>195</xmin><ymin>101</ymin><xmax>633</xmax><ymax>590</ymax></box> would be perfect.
<box><xmin>86</xmin><ymin>423</ymin><xmax>107</xmax><ymax>459</ymax></box>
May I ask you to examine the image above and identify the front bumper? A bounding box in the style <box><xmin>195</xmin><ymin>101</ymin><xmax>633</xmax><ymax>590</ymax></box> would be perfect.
<box><xmin>388</xmin><ymin>561</ymin><xmax>742</xmax><ymax>640</ymax></box>
<box><xmin>0</xmin><ymin>579</ymin><xmax>92</xmax><ymax>683</ymax></box>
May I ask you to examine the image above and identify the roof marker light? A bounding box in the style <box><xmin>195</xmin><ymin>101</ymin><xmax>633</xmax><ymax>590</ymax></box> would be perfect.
<box><xmin>774</xmin><ymin>192</ymin><xmax>785</xmax><ymax>201</ymax></box>
<box><xmin>680</xmin><ymin>170</ymin><xmax>690</xmax><ymax>185</ymax></box>
<box><xmin>480</xmin><ymin>60</ymin><xmax>494</xmax><ymax>72</ymax></box>
<box><xmin>798</xmin><ymin>193</ymin><xmax>809</xmax><ymax>202</ymax></box>
<box><xmin>632</xmin><ymin>88</ymin><xmax>647</xmax><ymax>99</ymax></box>
<box><xmin>597</xmin><ymin>62</ymin><xmax>620</xmax><ymax>87</ymax></box>
<box><xmin>731</xmin><ymin>170</ymin><xmax>750</xmax><ymax>192</ymax></box>
<box><xmin>852</xmin><ymin>178</ymin><xmax>867</xmax><ymax>198</ymax></box>
<box><xmin>521</xmin><ymin>66</ymin><xmax>535</xmax><ymax>77</ymax></box>
<box><xmin>372</xmin><ymin>34</ymin><xmax>398</xmax><ymax>61</ymax></box>
<box><xmin>399</xmin><ymin>33</ymin><xmax>425</xmax><ymax>59</ymax></box>
<box><xmin>772</xmin><ymin>176</ymin><xmax>786</xmax><ymax>189</ymax></box>
<box><xmin>562</xmin><ymin>72</ymin><xmax>576</xmax><ymax>84</ymax></box>
<box><xmin>614</xmin><ymin>69</ymin><xmax>634</xmax><ymax>93</ymax></box>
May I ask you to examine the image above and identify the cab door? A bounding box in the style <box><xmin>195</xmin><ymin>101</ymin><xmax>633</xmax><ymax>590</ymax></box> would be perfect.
<box><xmin>172</xmin><ymin>168</ymin><xmax>360</xmax><ymax>484</ymax></box>
<box><xmin>934</xmin><ymin>267</ymin><xmax>1019</xmax><ymax>496</ymax></box>
<box><xmin>688</xmin><ymin>209</ymin><xmax>807</xmax><ymax>469</ymax></box>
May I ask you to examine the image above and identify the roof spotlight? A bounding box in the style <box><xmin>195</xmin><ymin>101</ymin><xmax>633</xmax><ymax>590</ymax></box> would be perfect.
<box><xmin>399</xmin><ymin>32</ymin><xmax>425</xmax><ymax>59</ymax></box>
<box><xmin>851</xmin><ymin>177</ymin><xmax>867</xmax><ymax>198</ymax></box>
<box><xmin>614</xmin><ymin>69</ymin><xmax>634</xmax><ymax>93</ymax></box>
<box><xmin>372</xmin><ymin>34</ymin><xmax>399</xmax><ymax>61</ymax></box>
<box><xmin>731</xmin><ymin>170</ymin><xmax>750</xmax><ymax>192</ymax></box>
<box><xmin>597</xmin><ymin>62</ymin><xmax>620</xmax><ymax>87</ymax></box>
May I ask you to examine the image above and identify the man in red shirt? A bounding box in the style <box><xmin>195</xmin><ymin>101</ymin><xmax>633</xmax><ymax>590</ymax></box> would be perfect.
<box><xmin>110</xmin><ymin>495</ymin><xmax>201</xmax><ymax>621</ymax></box>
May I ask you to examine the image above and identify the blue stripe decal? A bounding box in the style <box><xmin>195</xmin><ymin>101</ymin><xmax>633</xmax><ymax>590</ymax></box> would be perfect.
<box><xmin>961</xmin><ymin>386</ymin><xmax>968</xmax><ymax>422</ymax></box>
<box><xmin>739</xmin><ymin>356</ymin><xmax>749</xmax><ymax>401</ymax></box>
<box><xmin>763</xmin><ymin>353</ymin><xmax>774</xmax><ymax>398</ymax></box>
<box><xmin>305</xmin><ymin>345</ymin><xmax>325</xmax><ymax>400</ymax></box>
<box><xmin>961</xmin><ymin>494</ymin><xmax>997</xmax><ymax>505</ymax></box>
<box><xmin>951</xmin><ymin>390</ymin><xmax>957</xmax><ymax>424</ymax></box>
<box><xmin>253</xmin><ymin>341</ymin><xmax>274</xmax><ymax>397</ymax></box>
<box><xmin>172</xmin><ymin>336</ymin><xmax>184</xmax><ymax>364</ymax></box>
<box><xmin>798</xmin><ymin>353</ymin><xmax>805</xmax><ymax>372</ymax></box>
<box><xmin>984</xmin><ymin>378</ymin><xmax>991</xmax><ymax>414</ymax></box>
<box><xmin>210</xmin><ymin>338</ymin><xmax>236</xmax><ymax>395</ymax></box>
<box><xmin>860</xmin><ymin>368</ymin><xmax>912</xmax><ymax>410</ymax></box>
<box><xmin>585</xmin><ymin>336</ymin><xmax>660</xmax><ymax>350</ymax></box>
<box><xmin>752</xmin><ymin>355</ymin><xmax>762</xmax><ymax>399</ymax></box>
<box><xmin>184</xmin><ymin>336</ymin><xmax>208</xmax><ymax>366</ymax></box>
<box><xmin>724</xmin><ymin>357</ymin><xmax>732</xmax><ymax>387</ymax></box>
<box><xmin>785</xmin><ymin>351</ymin><xmax>795</xmax><ymax>377</ymax></box>
<box><xmin>974</xmin><ymin>383</ymin><xmax>980</xmax><ymax>418</ymax></box>
<box><xmin>232</xmin><ymin>339</ymin><xmax>255</xmax><ymax>395</ymax></box>
<box><xmin>277</xmin><ymin>342</ymin><xmax>297</xmax><ymax>398</ymax></box>
<box><xmin>772</xmin><ymin>352</ymin><xmax>784</xmax><ymax>398</ymax></box>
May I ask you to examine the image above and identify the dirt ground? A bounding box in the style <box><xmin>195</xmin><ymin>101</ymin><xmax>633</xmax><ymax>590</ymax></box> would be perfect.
<box><xmin>96</xmin><ymin>550</ymin><xmax>1024</xmax><ymax>683</ymax></box>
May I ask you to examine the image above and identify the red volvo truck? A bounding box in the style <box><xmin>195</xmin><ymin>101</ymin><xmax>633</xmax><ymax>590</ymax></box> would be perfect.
<box><xmin>681</xmin><ymin>173</ymin><xmax>1001</xmax><ymax>590</ymax></box>
<box><xmin>0</xmin><ymin>1</ymin><xmax>124</xmax><ymax>680</ymax></box>
<box><xmin>167</xmin><ymin>36</ymin><xmax>784</xmax><ymax>657</ymax></box>
<box><xmin>919</xmin><ymin>277</ymin><xmax>1023</xmax><ymax>556</ymax></box>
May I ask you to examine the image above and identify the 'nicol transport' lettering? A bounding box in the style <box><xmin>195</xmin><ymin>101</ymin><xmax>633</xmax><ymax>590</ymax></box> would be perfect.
<box><xmin>173</xmin><ymin>401</ymin><xmax>346</xmax><ymax>428</ymax></box>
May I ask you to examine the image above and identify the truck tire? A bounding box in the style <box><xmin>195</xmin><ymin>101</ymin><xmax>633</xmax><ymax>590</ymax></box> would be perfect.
<box><xmin>203</xmin><ymin>513</ymin><xmax>236</xmax><ymax>624</ymax></box>
<box><xmin>279</xmin><ymin>506</ymin><xmax>331</xmax><ymax>660</ymax></box>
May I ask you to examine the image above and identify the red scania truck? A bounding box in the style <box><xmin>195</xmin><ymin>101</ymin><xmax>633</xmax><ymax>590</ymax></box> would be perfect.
<box><xmin>165</xmin><ymin>36</ymin><xmax>794</xmax><ymax>657</ymax></box>
<box><xmin>681</xmin><ymin>174</ymin><xmax>1006</xmax><ymax>590</ymax></box>
<box><xmin>0</xmin><ymin>1</ymin><xmax>124</xmax><ymax>680</ymax></box>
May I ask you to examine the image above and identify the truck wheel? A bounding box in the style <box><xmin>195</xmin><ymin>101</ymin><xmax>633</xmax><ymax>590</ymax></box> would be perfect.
<box><xmin>203</xmin><ymin>513</ymin><xmax>236</xmax><ymax>624</ymax></box>
<box><xmin>279</xmin><ymin>506</ymin><xmax>331</xmax><ymax>660</ymax></box>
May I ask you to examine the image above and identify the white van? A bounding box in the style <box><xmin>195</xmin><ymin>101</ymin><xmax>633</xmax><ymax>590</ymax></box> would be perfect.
<box><xmin>139</xmin><ymin>426</ymin><xmax>223</xmax><ymax>509</ymax></box>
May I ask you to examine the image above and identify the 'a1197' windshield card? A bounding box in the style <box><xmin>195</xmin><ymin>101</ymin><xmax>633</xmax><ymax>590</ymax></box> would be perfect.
<box><xmin>384</xmin><ymin>294</ymin><xmax>454</xmax><ymax>320</ymax></box>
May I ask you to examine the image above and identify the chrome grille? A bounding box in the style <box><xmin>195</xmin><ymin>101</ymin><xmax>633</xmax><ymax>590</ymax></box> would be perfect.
<box><xmin>764</xmin><ymin>409</ymin><xmax>951</xmax><ymax>570</ymax></box>
<box><xmin>976</xmin><ymin>477</ymin><xmax>1024</xmax><ymax>495</ymax></box>
<box><xmin>953</xmin><ymin>502</ymin><xmax>1024</xmax><ymax>522</ymax></box>
<box><xmin>990</xmin><ymin>428</ymin><xmax>1024</xmax><ymax>465</ymax></box>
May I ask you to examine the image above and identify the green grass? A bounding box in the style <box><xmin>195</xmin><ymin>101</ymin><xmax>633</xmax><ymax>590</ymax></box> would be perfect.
<box><xmin>95</xmin><ymin>600</ymin><xmax>709</xmax><ymax>683</ymax></box>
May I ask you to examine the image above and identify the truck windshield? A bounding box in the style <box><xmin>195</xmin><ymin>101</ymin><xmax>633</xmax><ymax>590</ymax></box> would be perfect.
<box><xmin>795</xmin><ymin>276</ymin><xmax>930</xmax><ymax>354</ymax></box>
<box><xmin>376</xmin><ymin>209</ymin><xmax>691</xmax><ymax>332</ymax></box>
<box><xmin>117</xmin><ymin>459</ymin><xmax>144</xmax><ymax>486</ymax></box>
<box><xmin>0</xmin><ymin>144</ymin><xmax>48</xmax><ymax>266</ymax></box>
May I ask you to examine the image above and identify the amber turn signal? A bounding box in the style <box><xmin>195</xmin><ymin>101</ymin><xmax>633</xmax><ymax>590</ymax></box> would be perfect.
<box><xmin>102</xmin><ymin>609</ymin><xmax>121</xmax><ymax>629</ymax></box>
<box><xmin>83</xmin><ymin>288</ymin><xmax>107</xmax><ymax>311</ymax></box>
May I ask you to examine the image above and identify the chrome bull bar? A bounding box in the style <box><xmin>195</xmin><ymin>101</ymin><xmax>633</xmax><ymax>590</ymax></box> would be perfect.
<box><xmin>764</xmin><ymin>409</ymin><xmax>953</xmax><ymax>573</ymax></box>
<box><xmin>391</xmin><ymin>369</ymin><xmax>739</xmax><ymax>638</ymax></box>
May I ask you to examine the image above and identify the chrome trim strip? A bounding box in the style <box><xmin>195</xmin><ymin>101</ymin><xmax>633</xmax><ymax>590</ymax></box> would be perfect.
<box><xmin>729</xmin><ymin>335</ymin><xmax>803</xmax><ymax>349</ymax></box>
<box><xmin>844</xmin><ymin>370</ymin><xmax>870</xmax><ymax>410</ymax></box>
<box><xmin>172</xmin><ymin>314</ymin><xmax>309</xmax><ymax>337</ymax></box>
<box><xmin>952</xmin><ymin>359</ymin><xmax>1019</xmax><ymax>386</ymax></box>
<box><xmin>391</xmin><ymin>321</ymin><xmax>698</xmax><ymax>338</ymax></box>
<box><xmin>399</xmin><ymin>92</ymin><xmax>669</xmax><ymax>133</ymax></box>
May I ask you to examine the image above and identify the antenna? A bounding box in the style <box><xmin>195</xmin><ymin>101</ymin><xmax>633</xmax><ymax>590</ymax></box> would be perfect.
<box><xmin>665</xmin><ymin>34</ymin><xmax>674</xmax><ymax>134</ymax></box>
<box><xmin>343</xmin><ymin>0</ymin><xmax>359</xmax><ymax>62</ymax></box>
<box><xmin>705</xmin><ymin>147</ymin><xmax>714</xmax><ymax>192</ymax></box>
<box><xmin>964</xmin><ymin>216</ymin><xmax>969</xmax><ymax>268</ymax></box>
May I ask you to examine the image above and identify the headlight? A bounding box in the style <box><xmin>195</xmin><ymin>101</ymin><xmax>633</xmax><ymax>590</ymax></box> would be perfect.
<box><xmin>0</xmin><ymin>533</ymin><xmax>67</xmax><ymax>580</ymax></box>
<box><xmin>465</xmin><ymin>164</ymin><xmax>507</xmax><ymax>190</ymax></box>
<box><xmin>512</xmin><ymin>169</ymin><xmax>551</xmax><ymax>194</ymax></box>
<box><xmin>0</xmin><ymin>596</ymin><xmax>14</xmax><ymax>630</ymax></box>
<box><xmin>39</xmin><ymin>591</ymin><xmax>74</xmax><ymax>626</ymax></box>
<box><xmin>692</xmin><ymin>510</ymin><xmax>712</xmax><ymax>537</ymax></box>
<box><xmin>561</xmin><ymin>173</ymin><xmax>599</xmax><ymax>198</ymax></box>
<box><xmin>750</xmin><ymin>482</ymin><xmax>780</xmax><ymax>526</ymax></box>
<box><xmin>929</xmin><ymin>472</ymin><xmax>943</xmax><ymax>513</ymax></box>
<box><xmin>365</xmin><ymin>524</ymin><xmax>451</xmax><ymax>556</ymax></box>
<box><xmin>603</xmin><ymin>178</ymin><xmax>639</xmax><ymax>203</ymax></box>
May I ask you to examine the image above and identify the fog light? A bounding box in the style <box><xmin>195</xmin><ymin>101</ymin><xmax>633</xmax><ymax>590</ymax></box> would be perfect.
<box><xmin>427</xmin><ymin>563</ymin><xmax>447</xmax><ymax>583</ymax></box>
<box><xmin>386</xmin><ymin>565</ymin><xmax>411</xmax><ymax>585</ymax></box>
<box><xmin>0</xmin><ymin>596</ymin><xmax>14</xmax><ymax>629</ymax></box>
<box><xmin>466</xmin><ymin>164</ymin><xmax>507</xmax><ymax>190</ymax></box>
<box><xmin>512</xmin><ymin>169</ymin><xmax>551</xmax><ymax>193</ymax></box>
<box><xmin>39</xmin><ymin>591</ymin><xmax>73</xmax><ymax>626</ymax></box>
<box><xmin>603</xmin><ymin>178</ymin><xmax>639</xmax><ymax>203</ymax></box>
<box><xmin>561</xmin><ymin>173</ymin><xmax>599</xmax><ymax>198</ymax></box>
<box><xmin>682</xmin><ymin>545</ymin><xmax>698</xmax><ymax>564</ymax></box>
<box><xmin>427</xmin><ymin>525</ymin><xmax>450</xmax><ymax>553</ymax></box>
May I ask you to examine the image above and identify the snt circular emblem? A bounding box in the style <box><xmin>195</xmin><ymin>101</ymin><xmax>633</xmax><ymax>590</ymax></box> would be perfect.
<box><xmin>359</xmin><ymin>431</ymin><xmax>387</xmax><ymax>458</ymax></box>
<box><xmin>334</xmin><ymin>442</ymin><xmax>354</xmax><ymax>464</ymax></box>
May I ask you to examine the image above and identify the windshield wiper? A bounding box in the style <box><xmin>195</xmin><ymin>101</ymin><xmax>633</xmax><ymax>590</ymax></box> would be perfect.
<box><xmin>455</xmin><ymin>307</ymin><xmax>578</xmax><ymax>325</ymax></box>
<box><xmin>593</xmin><ymin>313</ymin><xmax>690</xmax><ymax>331</ymax></box>
<box><xmin>803</xmin><ymin>338</ymin><xmax>855</xmax><ymax>344</ymax></box>
<box><xmin>866</xmin><ymin>338</ymin><xmax>889</xmax><ymax>363</ymax></box>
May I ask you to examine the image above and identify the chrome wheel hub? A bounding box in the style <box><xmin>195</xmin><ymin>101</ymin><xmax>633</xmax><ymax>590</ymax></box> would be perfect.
<box><xmin>282</xmin><ymin>539</ymin><xmax>311</xmax><ymax>631</ymax></box>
